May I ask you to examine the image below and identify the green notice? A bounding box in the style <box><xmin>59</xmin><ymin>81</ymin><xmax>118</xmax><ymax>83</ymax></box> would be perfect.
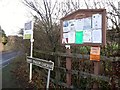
<box><xmin>75</xmin><ymin>31</ymin><xmax>83</xmax><ymax>44</ymax></box>
<box><xmin>23</xmin><ymin>34</ymin><xmax>31</xmax><ymax>39</ymax></box>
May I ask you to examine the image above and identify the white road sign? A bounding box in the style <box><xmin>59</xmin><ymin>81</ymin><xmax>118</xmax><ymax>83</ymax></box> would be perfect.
<box><xmin>23</xmin><ymin>21</ymin><xmax>33</xmax><ymax>39</ymax></box>
<box><xmin>27</xmin><ymin>56</ymin><xmax>54</xmax><ymax>70</ymax></box>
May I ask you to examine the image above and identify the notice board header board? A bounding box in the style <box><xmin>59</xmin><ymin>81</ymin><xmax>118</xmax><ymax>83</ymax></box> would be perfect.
<box><xmin>60</xmin><ymin>9</ymin><xmax>106</xmax><ymax>46</ymax></box>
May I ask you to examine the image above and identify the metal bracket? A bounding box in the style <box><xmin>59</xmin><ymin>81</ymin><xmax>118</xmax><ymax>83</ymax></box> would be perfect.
<box><xmin>30</xmin><ymin>39</ymin><xmax>34</xmax><ymax>42</ymax></box>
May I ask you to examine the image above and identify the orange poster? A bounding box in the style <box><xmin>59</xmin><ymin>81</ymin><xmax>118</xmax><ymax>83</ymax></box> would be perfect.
<box><xmin>90</xmin><ymin>47</ymin><xmax>100</xmax><ymax>61</ymax></box>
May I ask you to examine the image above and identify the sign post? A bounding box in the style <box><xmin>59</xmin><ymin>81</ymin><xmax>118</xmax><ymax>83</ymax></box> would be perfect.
<box><xmin>23</xmin><ymin>21</ymin><xmax>34</xmax><ymax>82</ymax></box>
<box><xmin>30</xmin><ymin>35</ymin><xmax>34</xmax><ymax>82</ymax></box>
<box><xmin>90</xmin><ymin>46</ymin><xmax>100</xmax><ymax>88</ymax></box>
<box><xmin>65</xmin><ymin>45</ymin><xmax>71</xmax><ymax>88</ymax></box>
<box><xmin>46</xmin><ymin>69</ymin><xmax>51</xmax><ymax>89</ymax></box>
<box><xmin>27</xmin><ymin>57</ymin><xmax>54</xmax><ymax>89</ymax></box>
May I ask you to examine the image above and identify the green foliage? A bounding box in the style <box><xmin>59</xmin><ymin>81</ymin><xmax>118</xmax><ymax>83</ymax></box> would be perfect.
<box><xmin>72</xmin><ymin>75</ymin><xmax>92</xmax><ymax>89</ymax></box>
<box><xmin>0</xmin><ymin>26</ymin><xmax>8</xmax><ymax>45</ymax></box>
<box><xmin>101</xmin><ymin>42</ymin><xmax>119</xmax><ymax>56</ymax></box>
<box><xmin>79</xmin><ymin>46</ymin><xmax>90</xmax><ymax>54</ymax></box>
<box><xmin>2</xmin><ymin>36</ymin><xmax>8</xmax><ymax>45</ymax></box>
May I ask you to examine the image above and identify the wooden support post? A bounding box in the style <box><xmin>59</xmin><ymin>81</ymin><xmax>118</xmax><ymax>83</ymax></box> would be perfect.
<box><xmin>55</xmin><ymin>56</ymin><xmax>61</xmax><ymax>85</ymax></box>
<box><xmin>65</xmin><ymin>45</ymin><xmax>71</xmax><ymax>88</ymax></box>
<box><xmin>93</xmin><ymin>61</ymin><xmax>100</xmax><ymax>89</ymax></box>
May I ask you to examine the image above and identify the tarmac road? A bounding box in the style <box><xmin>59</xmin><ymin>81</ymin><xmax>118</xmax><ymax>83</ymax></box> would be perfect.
<box><xmin>0</xmin><ymin>50</ymin><xmax>22</xmax><ymax>68</ymax></box>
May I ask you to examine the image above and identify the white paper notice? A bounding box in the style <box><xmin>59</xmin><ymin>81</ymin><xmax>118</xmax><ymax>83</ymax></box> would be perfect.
<box><xmin>24</xmin><ymin>30</ymin><xmax>33</xmax><ymax>34</ymax></box>
<box><xmin>63</xmin><ymin>21</ymin><xmax>70</xmax><ymax>32</ymax></box>
<box><xmin>83</xmin><ymin>30</ymin><xmax>92</xmax><ymax>42</ymax></box>
<box><xmin>63</xmin><ymin>33</ymin><xmax>68</xmax><ymax>39</ymax></box>
<box><xmin>92</xmin><ymin>14</ymin><xmax>102</xmax><ymax>29</ymax></box>
<box><xmin>68</xmin><ymin>31</ymin><xmax>75</xmax><ymax>43</ymax></box>
<box><xmin>63</xmin><ymin>27</ymin><xmax>69</xmax><ymax>32</ymax></box>
<box><xmin>83</xmin><ymin>17</ymin><xmax>92</xmax><ymax>30</ymax></box>
<box><xmin>92</xmin><ymin>30</ymin><xmax>102</xmax><ymax>43</ymax></box>
<box><xmin>75</xmin><ymin>19</ymin><xmax>84</xmax><ymax>31</ymax></box>
<box><xmin>69</xmin><ymin>19</ymin><xmax>76</xmax><ymax>32</ymax></box>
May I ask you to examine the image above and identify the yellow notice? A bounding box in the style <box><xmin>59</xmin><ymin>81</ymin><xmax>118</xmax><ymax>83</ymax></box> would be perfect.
<box><xmin>90</xmin><ymin>47</ymin><xmax>100</xmax><ymax>61</ymax></box>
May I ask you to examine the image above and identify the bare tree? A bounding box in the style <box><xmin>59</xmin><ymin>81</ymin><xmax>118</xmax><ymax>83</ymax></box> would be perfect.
<box><xmin>107</xmin><ymin>1</ymin><xmax>120</xmax><ymax>56</ymax></box>
<box><xmin>22</xmin><ymin>0</ymin><xmax>62</xmax><ymax>52</ymax></box>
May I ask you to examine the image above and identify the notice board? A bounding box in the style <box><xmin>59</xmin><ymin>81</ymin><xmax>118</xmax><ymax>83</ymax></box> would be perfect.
<box><xmin>60</xmin><ymin>9</ymin><xmax>106</xmax><ymax>46</ymax></box>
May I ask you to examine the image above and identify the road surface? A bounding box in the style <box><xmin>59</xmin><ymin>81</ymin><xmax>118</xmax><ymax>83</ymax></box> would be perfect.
<box><xmin>0</xmin><ymin>51</ymin><xmax>22</xmax><ymax>68</ymax></box>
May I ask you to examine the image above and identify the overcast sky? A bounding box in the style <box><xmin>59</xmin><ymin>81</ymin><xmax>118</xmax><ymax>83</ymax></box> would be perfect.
<box><xmin>0</xmin><ymin>0</ymin><xmax>32</xmax><ymax>36</ymax></box>
<box><xmin>0</xmin><ymin>0</ymin><xmax>119</xmax><ymax>36</ymax></box>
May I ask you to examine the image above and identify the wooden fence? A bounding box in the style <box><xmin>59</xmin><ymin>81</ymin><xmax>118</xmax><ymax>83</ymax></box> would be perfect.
<box><xmin>33</xmin><ymin>50</ymin><xmax>120</xmax><ymax>89</ymax></box>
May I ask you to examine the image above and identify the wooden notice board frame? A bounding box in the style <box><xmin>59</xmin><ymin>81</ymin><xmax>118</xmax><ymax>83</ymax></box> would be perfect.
<box><xmin>60</xmin><ymin>9</ymin><xmax>106</xmax><ymax>46</ymax></box>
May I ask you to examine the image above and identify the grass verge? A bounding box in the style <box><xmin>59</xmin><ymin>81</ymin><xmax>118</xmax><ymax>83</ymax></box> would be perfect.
<box><xmin>2</xmin><ymin>54</ymin><xmax>47</xmax><ymax>89</ymax></box>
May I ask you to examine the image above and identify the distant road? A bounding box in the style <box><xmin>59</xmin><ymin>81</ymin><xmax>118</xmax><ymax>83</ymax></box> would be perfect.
<box><xmin>0</xmin><ymin>50</ymin><xmax>23</xmax><ymax>68</ymax></box>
